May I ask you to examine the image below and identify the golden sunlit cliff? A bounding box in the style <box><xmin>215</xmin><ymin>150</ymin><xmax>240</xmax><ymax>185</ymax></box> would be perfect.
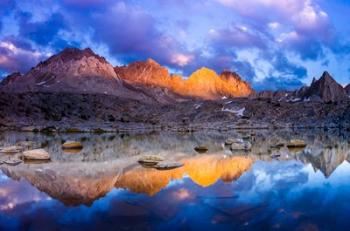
<box><xmin>115</xmin><ymin>60</ymin><xmax>254</xmax><ymax>100</ymax></box>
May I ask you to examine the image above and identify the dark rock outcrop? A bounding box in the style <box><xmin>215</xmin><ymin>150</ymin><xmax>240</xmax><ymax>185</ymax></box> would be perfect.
<box><xmin>301</xmin><ymin>71</ymin><xmax>348</xmax><ymax>102</ymax></box>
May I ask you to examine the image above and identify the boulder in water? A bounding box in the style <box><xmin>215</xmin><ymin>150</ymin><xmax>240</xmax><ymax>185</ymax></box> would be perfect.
<box><xmin>62</xmin><ymin>141</ymin><xmax>83</xmax><ymax>149</ymax></box>
<box><xmin>23</xmin><ymin>149</ymin><xmax>50</xmax><ymax>160</ymax></box>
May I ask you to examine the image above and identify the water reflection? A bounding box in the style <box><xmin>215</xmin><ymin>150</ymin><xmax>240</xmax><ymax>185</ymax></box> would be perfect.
<box><xmin>1</xmin><ymin>129</ymin><xmax>350</xmax><ymax>230</ymax></box>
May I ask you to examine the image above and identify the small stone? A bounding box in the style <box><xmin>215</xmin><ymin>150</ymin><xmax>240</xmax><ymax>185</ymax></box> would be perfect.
<box><xmin>138</xmin><ymin>155</ymin><xmax>165</xmax><ymax>166</ymax></box>
<box><xmin>287</xmin><ymin>139</ymin><xmax>307</xmax><ymax>148</ymax></box>
<box><xmin>0</xmin><ymin>146</ymin><xmax>22</xmax><ymax>154</ymax></box>
<box><xmin>194</xmin><ymin>146</ymin><xmax>208</xmax><ymax>153</ymax></box>
<box><xmin>62</xmin><ymin>141</ymin><xmax>83</xmax><ymax>149</ymax></box>
<box><xmin>23</xmin><ymin>149</ymin><xmax>50</xmax><ymax>160</ymax></box>
<box><xmin>155</xmin><ymin>162</ymin><xmax>184</xmax><ymax>170</ymax></box>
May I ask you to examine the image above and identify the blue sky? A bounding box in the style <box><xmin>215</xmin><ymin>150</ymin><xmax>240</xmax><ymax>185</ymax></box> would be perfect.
<box><xmin>0</xmin><ymin>0</ymin><xmax>349</xmax><ymax>90</ymax></box>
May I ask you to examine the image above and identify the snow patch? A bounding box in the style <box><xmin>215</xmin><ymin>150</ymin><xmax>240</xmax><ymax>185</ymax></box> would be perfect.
<box><xmin>194</xmin><ymin>103</ymin><xmax>202</xmax><ymax>109</ymax></box>
<box><xmin>222</xmin><ymin>107</ymin><xmax>245</xmax><ymax>116</ymax></box>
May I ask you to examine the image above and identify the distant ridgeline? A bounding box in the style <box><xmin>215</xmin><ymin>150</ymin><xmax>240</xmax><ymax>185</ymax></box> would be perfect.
<box><xmin>0</xmin><ymin>47</ymin><xmax>253</xmax><ymax>103</ymax></box>
<box><xmin>0</xmin><ymin>47</ymin><xmax>349</xmax><ymax>103</ymax></box>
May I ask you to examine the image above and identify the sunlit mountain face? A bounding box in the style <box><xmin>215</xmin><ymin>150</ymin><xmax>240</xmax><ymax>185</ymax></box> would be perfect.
<box><xmin>0</xmin><ymin>0</ymin><xmax>349</xmax><ymax>90</ymax></box>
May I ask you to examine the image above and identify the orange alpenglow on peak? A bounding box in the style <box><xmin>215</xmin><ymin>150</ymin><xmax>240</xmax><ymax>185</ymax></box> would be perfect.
<box><xmin>115</xmin><ymin>60</ymin><xmax>254</xmax><ymax>100</ymax></box>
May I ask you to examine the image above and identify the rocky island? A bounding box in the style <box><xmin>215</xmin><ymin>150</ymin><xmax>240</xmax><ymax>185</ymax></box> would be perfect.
<box><xmin>1</xmin><ymin>48</ymin><xmax>349</xmax><ymax>132</ymax></box>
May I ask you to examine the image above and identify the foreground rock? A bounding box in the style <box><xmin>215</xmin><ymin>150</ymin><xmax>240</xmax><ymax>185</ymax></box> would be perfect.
<box><xmin>22</xmin><ymin>149</ymin><xmax>50</xmax><ymax>160</ymax></box>
<box><xmin>62</xmin><ymin>141</ymin><xmax>83</xmax><ymax>149</ymax></box>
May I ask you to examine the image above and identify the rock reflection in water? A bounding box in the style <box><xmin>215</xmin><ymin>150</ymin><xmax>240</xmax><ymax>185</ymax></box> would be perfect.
<box><xmin>0</xmin><ymin>129</ymin><xmax>350</xmax><ymax>207</ymax></box>
<box><xmin>116</xmin><ymin>155</ymin><xmax>253</xmax><ymax>195</ymax></box>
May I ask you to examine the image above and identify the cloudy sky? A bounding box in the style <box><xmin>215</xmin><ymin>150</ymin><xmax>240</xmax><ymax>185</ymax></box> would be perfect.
<box><xmin>0</xmin><ymin>0</ymin><xmax>349</xmax><ymax>90</ymax></box>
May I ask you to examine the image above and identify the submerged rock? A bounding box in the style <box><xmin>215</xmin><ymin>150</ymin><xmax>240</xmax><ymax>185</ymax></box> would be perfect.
<box><xmin>23</xmin><ymin>149</ymin><xmax>50</xmax><ymax>160</ymax></box>
<box><xmin>62</xmin><ymin>141</ymin><xmax>83</xmax><ymax>149</ymax></box>
<box><xmin>155</xmin><ymin>162</ymin><xmax>184</xmax><ymax>170</ymax></box>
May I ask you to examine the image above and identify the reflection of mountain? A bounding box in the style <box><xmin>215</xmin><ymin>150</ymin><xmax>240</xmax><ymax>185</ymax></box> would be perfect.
<box><xmin>0</xmin><ymin>162</ymin><xmax>124</xmax><ymax>206</ymax></box>
<box><xmin>116</xmin><ymin>155</ymin><xmax>252</xmax><ymax>195</ymax></box>
<box><xmin>299</xmin><ymin>142</ymin><xmax>350</xmax><ymax>177</ymax></box>
<box><xmin>1</xmin><ymin>155</ymin><xmax>252</xmax><ymax>204</ymax></box>
<box><xmin>1</xmin><ymin>130</ymin><xmax>350</xmax><ymax>207</ymax></box>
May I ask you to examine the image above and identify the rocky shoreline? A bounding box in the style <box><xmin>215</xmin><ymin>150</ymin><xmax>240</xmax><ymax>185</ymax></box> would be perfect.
<box><xmin>1</xmin><ymin>91</ymin><xmax>349</xmax><ymax>133</ymax></box>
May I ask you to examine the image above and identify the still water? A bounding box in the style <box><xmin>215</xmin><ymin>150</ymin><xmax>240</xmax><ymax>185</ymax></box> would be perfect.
<box><xmin>1</xmin><ymin>129</ymin><xmax>350</xmax><ymax>231</ymax></box>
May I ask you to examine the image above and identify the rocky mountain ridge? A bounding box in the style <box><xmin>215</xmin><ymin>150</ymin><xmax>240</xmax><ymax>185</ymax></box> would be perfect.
<box><xmin>253</xmin><ymin>71</ymin><xmax>349</xmax><ymax>102</ymax></box>
<box><xmin>115</xmin><ymin>60</ymin><xmax>253</xmax><ymax>100</ymax></box>
<box><xmin>1</xmin><ymin>47</ymin><xmax>253</xmax><ymax>102</ymax></box>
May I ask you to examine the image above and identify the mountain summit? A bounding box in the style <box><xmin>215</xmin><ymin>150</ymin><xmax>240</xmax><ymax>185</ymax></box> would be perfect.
<box><xmin>1</xmin><ymin>47</ymin><xmax>125</xmax><ymax>95</ymax></box>
<box><xmin>302</xmin><ymin>71</ymin><xmax>348</xmax><ymax>102</ymax></box>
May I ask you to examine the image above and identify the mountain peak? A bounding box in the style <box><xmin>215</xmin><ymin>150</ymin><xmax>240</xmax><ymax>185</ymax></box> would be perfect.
<box><xmin>302</xmin><ymin>71</ymin><xmax>348</xmax><ymax>102</ymax></box>
<box><xmin>220</xmin><ymin>70</ymin><xmax>242</xmax><ymax>81</ymax></box>
<box><xmin>41</xmin><ymin>47</ymin><xmax>108</xmax><ymax>67</ymax></box>
<box><xmin>319</xmin><ymin>71</ymin><xmax>336</xmax><ymax>83</ymax></box>
<box><xmin>145</xmin><ymin>58</ymin><xmax>160</xmax><ymax>66</ymax></box>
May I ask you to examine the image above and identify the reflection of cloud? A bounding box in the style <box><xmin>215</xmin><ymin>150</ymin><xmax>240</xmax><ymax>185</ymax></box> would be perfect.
<box><xmin>0</xmin><ymin>177</ymin><xmax>49</xmax><ymax>212</ymax></box>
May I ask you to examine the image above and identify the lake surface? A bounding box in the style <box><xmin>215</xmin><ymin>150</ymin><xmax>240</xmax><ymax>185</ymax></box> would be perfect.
<box><xmin>1</xmin><ymin>129</ymin><xmax>350</xmax><ymax>231</ymax></box>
